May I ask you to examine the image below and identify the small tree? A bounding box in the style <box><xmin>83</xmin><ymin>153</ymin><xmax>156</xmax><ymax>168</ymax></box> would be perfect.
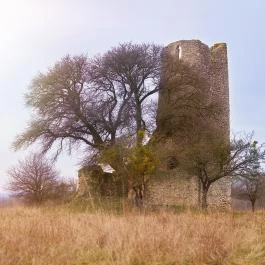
<box><xmin>100</xmin><ymin>131</ymin><xmax>159</xmax><ymax>208</ymax></box>
<box><xmin>242</xmin><ymin>175</ymin><xmax>262</xmax><ymax>212</ymax></box>
<box><xmin>8</xmin><ymin>153</ymin><xmax>59</xmax><ymax>204</ymax></box>
<box><xmin>180</xmin><ymin>134</ymin><xmax>265</xmax><ymax>210</ymax></box>
<box><xmin>126</xmin><ymin>133</ymin><xmax>159</xmax><ymax>207</ymax></box>
<box><xmin>238</xmin><ymin>141</ymin><xmax>265</xmax><ymax>212</ymax></box>
<box><xmin>180</xmin><ymin>139</ymin><xmax>229</xmax><ymax>209</ymax></box>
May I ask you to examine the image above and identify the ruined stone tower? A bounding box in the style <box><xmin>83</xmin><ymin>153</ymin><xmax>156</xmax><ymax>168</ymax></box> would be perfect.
<box><xmin>148</xmin><ymin>40</ymin><xmax>231</xmax><ymax>208</ymax></box>
<box><xmin>156</xmin><ymin>40</ymin><xmax>229</xmax><ymax>148</ymax></box>
<box><xmin>77</xmin><ymin>40</ymin><xmax>231</xmax><ymax>209</ymax></box>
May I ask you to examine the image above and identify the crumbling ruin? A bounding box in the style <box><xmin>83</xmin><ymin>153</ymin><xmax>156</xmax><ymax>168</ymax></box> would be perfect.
<box><xmin>78</xmin><ymin>39</ymin><xmax>231</xmax><ymax>209</ymax></box>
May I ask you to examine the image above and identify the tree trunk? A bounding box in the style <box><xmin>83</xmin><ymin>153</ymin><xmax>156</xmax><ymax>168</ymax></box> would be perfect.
<box><xmin>251</xmin><ymin>200</ymin><xmax>255</xmax><ymax>212</ymax></box>
<box><xmin>201</xmin><ymin>188</ymin><xmax>208</xmax><ymax>210</ymax></box>
<box><xmin>197</xmin><ymin>177</ymin><xmax>201</xmax><ymax>207</ymax></box>
<box><xmin>135</xmin><ymin>100</ymin><xmax>143</xmax><ymax>144</ymax></box>
<box><xmin>127</xmin><ymin>184</ymin><xmax>145</xmax><ymax>211</ymax></box>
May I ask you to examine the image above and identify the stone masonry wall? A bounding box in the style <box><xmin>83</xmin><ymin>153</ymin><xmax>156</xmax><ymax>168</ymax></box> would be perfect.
<box><xmin>146</xmin><ymin>170</ymin><xmax>198</xmax><ymax>207</ymax></box>
<box><xmin>210</xmin><ymin>43</ymin><xmax>230</xmax><ymax>140</ymax></box>
<box><xmin>157</xmin><ymin>40</ymin><xmax>229</xmax><ymax>143</ymax></box>
<box><xmin>146</xmin><ymin>169</ymin><xmax>231</xmax><ymax>209</ymax></box>
<box><xmin>153</xmin><ymin>40</ymin><xmax>231</xmax><ymax>209</ymax></box>
<box><xmin>77</xmin><ymin>167</ymin><xmax>93</xmax><ymax>197</ymax></box>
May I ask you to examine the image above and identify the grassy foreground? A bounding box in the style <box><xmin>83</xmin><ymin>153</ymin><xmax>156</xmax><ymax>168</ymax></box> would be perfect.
<box><xmin>0</xmin><ymin>206</ymin><xmax>265</xmax><ymax>265</ymax></box>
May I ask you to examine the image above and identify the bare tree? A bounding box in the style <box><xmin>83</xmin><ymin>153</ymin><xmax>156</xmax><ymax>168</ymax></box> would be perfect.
<box><xmin>14</xmin><ymin>43</ymin><xmax>162</xmax><ymax>157</ymax></box>
<box><xmin>181</xmin><ymin>134</ymin><xmax>265</xmax><ymax>210</ymax></box>
<box><xmin>8</xmin><ymin>153</ymin><xmax>59</xmax><ymax>203</ymax></box>
<box><xmin>14</xmin><ymin>55</ymin><xmax>121</xmax><ymax>155</ymax></box>
<box><xmin>89</xmin><ymin>43</ymin><xmax>162</xmax><ymax>141</ymax></box>
<box><xmin>243</xmin><ymin>175</ymin><xmax>261</xmax><ymax>212</ymax></box>
<box><xmin>235</xmin><ymin>141</ymin><xmax>265</xmax><ymax>212</ymax></box>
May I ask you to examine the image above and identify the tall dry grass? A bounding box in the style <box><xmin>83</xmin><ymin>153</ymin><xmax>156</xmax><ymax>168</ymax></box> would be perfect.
<box><xmin>0</xmin><ymin>205</ymin><xmax>265</xmax><ymax>265</ymax></box>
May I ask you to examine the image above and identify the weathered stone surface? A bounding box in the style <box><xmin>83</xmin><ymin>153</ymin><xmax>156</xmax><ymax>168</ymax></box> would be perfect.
<box><xmin>157</xmin><ymin>39</ymin><xmax>229</xmax><ymax>144</ymax></box>
<box><xmin>146</xmin><ymin>170</ymin><xmax>231</xmax><ymax>209</ymax></box>
<box><xmin>146</xmin><ymin>170</ymin><xmax>198</xmax><ymax>207</ymax></box>
<box><xmin>207</xmin><ymin>177</ymin><xmax>231</xmax><ymax>209</ymax></box>
<box><xmin>77</xmin><ymin>167</ymin><xmax>92</xmax><ymax>196</ymax></box>
<box><xmin>153</xmin><ymin>39</ymin><xmax>231</xmax><ymax>209</ymax></box>
<box><xmin>77</xmin><ymin>166</ymin><xmax>123</xmax><ymax>197</ymax></box>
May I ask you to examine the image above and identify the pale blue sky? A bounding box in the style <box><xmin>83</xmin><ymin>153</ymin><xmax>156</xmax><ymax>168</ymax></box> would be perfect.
<box><xmin>0</xmin><ymin>0</ymin><xmax>264</xmax><ymax>192</ymax></box>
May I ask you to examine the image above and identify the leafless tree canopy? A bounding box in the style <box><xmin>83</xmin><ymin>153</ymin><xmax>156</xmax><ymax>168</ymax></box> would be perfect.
<box><xmin>8</xmin><ymin>153</ymin><xmax>59</xmax><ymax>203</ymax></box>
<box><xmin>240</xmin><ymin>175</ymin><xmax>263</xmax><ymax>212</ymax></box>
<box><xmin>232</xmin><ymin>137</ymin><xmax>265</xmax><ymax>212</ymax></box>
<box><xmin>156</xmin><ymin>56</ymin><xmax>220</xmax><ymax>142</ymax></box>
<box><xmin>13</xmin><ymin>43</ymin><xmax>162</xmax><ymax>157</ymax></box>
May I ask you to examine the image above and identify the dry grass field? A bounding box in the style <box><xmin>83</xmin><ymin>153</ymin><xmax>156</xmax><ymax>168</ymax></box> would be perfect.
<box><xmin>0</xmin><ymin>205</ymin><xmax>265</xmax><ymax>265</ymax></box>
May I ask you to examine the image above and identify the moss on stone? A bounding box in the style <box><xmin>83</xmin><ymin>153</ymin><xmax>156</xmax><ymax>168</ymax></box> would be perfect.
<box><xmin>211</xmin><ymin>43</ymin><xmax>226</xmax><ymax>52</ymax></box>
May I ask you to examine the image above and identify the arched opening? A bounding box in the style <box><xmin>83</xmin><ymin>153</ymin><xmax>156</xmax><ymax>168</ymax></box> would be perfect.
<box><xmin>175</xmin><ymin>45</ymin><xmax>182</xmax><ymax>60</ymax></box>
<box><xmin>167</xmin><ymin>156</ymin><xmax>178</xmax><ymax>169</ymax></box>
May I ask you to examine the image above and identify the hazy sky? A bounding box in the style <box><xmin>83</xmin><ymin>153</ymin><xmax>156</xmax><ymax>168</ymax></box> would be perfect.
<box><xmin>0</xmin><ymin>0</ymin><xmax>264</xmax><ymax>192</ymax></box>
